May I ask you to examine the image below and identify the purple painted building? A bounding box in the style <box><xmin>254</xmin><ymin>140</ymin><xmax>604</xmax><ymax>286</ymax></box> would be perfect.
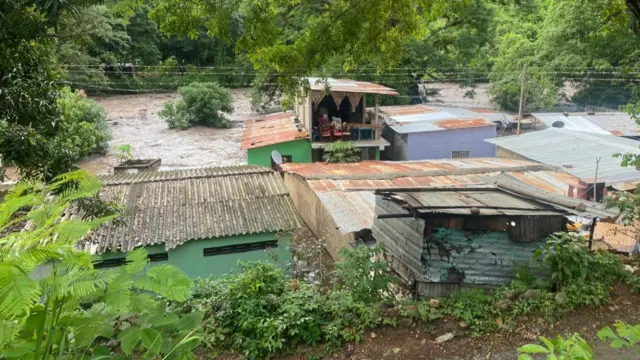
<box><xmin>378</xmin><ymin>105</ymin><xmax>498</xmax><ymax>160</ymax></box>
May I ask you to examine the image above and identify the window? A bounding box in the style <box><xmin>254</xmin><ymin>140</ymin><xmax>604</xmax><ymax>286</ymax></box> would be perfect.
<box><xmin>93</xmin><ymin>252</ymin><xmax>168</xmax><ymax>269</ymax></box>
<box><xmin>148</xmin><ymin>253</ymin><xmax>169</xmax><ymax>262</ymax></box>
<box><xmin>271</xmin><ymin>154</ymin><xmax>292</xmax><ymax>170</ymax></box>
<box><xmin>452</xmin><ymin>150</ymin><xmax>471</xmax><ymax>159</ymax></box>
<box><xmin>93</xmin><ymin>257</ymin><xmax>127</xmax><ymax>269</ymax></box>
<box><xmin>203</xmin><ymin>240</ymin><xmax>278</xmax><ymax>257</ymax></box>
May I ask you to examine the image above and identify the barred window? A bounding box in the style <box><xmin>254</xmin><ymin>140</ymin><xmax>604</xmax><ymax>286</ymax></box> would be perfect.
<box><xmin>452</xmin><ymin>150</ymin><xmax>471</xmax><ymax>158</ymax></box>
<box><xmin>203</xmin><ymin>240</ymin><xmax>278</xmax><ymax>257</ymax></box>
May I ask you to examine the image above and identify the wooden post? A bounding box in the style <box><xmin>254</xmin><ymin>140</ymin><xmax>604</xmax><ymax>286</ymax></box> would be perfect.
<box><xmin>588</xmin><ymin>217</ymin><xmax>598</xmax><ymax>250</ymax></box>
<box><xmin>375</xmin><ymin>94</ymin><xmax>380</xmax><ymax>140</ymax></box>
<box><xmin>362</xmin><ymin>94</ymin><xmax>367</xmax><ymax>122</ymax></box>
<box><xmin>593</xmin><ymin>157</ymin><xmax>601</xmax><ymax>201</ymax></box>
<box><xmin>517</xmin><ymin>66</ymin><xmax>527</xmax><ymax>135</ymax></box>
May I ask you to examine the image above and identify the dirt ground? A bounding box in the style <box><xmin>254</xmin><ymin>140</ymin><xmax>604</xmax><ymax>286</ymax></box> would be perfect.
<box><xmin>267</xmin><ymin>284</ymin><xmax>639</xmax><ymax>360</ymax></box>
<box><xmin>79</xmin><ymin>88</ymin><xmax>255</xmax><ymax>175</ymax></box>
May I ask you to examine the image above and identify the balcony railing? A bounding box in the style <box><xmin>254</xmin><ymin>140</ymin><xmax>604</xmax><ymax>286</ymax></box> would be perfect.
<box><xmin>311</xmin><ymin>122</ymin><xmax>382</xmax><ymax>142</ymax></box>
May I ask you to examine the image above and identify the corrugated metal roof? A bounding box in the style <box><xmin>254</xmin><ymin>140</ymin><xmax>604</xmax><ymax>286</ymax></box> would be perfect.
<box><xmin>316</xmin><ymin>191</ymin><xmax>375</xmax><ymax>233</ymax></box>
<box><xmin>283</xmin><ymin>159</ymin><xmax>589</xmax><ymax>234</ymax></box>
<box><xmin>486</xmin><ymin>129</ymin><xmax>640</xmax><ymax>186</ymax></box>
<box><xmin>532</xmin><ymin>112</ymin><xmax>640</xmax><ymax>136</ymax></box>
<box><xmin>391</xmin><ymin>190</ymin><xmax>562</xmax><ymax>216</ymax></box>
<box><xmin>240</xmin><ymin>112</ymin><xmax>309</xmax><ymax>150</ymax></box>
<box><xmin>84</xmin><ymin>166</ymin><xmax>301</xmax><ymax>253</ymax></box>
<box><xmin>379</xmin><ymin>105</ymin><xmax>497</xmax><ymax>134</ymax></box>
<box><xmin>307</xmin><ymin>77</ymin><xmax>399</xmax><ymax>96</ymax></box>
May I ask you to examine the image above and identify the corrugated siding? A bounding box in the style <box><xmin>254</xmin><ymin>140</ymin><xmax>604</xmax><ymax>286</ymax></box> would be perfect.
<box><xmin>86</xmin><ymin>168</ymin><xmax>301</xmax><ymax>253</ymax></box>
<box><xmin>316</xmin><ymin>191</ymin><xmax>375</xmax><ymax>233</ymax></box>
<box><xmin>422</xmin><ymin>228</ymin><xmax>544</xmax><ymax>286</ymax></box>
<box><xmin>373</xmin><ymin>196</ymin><xmax>424</xmax><ymax>282</ymax></box>
<box><xmin>100</xmin><ymin>166</ymin><xmax>270</xmax><ymax>185</ymax></box>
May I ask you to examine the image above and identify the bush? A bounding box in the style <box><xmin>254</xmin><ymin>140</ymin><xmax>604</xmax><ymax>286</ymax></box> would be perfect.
<box><xmin>323</xmin><ymin>141</ymin><xmax>361</xmax><ymax>163</ymax></box>
<box><xmin>159</xmin><ymin>82</ymin><xmax>234</xmax><ymax>129</ymax></box>
<box><xmin>57</xmin><ymin>86</ymin><xmax>111</xmax><ymax>154</ymax></box>
<box><xmin>186</xmin><ymin>246</ymin><xmax>397</xmax><ymax>359</ymax></box>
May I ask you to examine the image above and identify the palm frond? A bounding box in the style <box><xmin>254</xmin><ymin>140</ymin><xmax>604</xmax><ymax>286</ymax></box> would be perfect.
<box><xmin>48</xmin><ymin>268</ymin><xmax>112</xmax><ymax>300</ymax></box>
<box><xmin>134</xmin><ymin>265</ymin><xmax>192</xmax><ymax>302</ymax></box>
<box><xmin>53</xmin><ymin>216</ymin><xmax>117</xmax><ymax>245</ymax></box>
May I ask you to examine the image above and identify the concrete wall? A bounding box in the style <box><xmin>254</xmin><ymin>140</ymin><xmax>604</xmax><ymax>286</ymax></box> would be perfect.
<box><xmin>247</xmin><ymin>139</ymin><xmax>312</xmax><ymax>168</ymax></box>
<box><xmin>381</xmin><ymin>126</ymin><xmax>408</xmax><ymax>160</ymax></box>
<box><xmin>406</xmin><ymin>126</ymin><xmax>497</xmax><ymax>160</ymax></box>
<box><xmin>98</xmin><ymin>232</ymin><xmax>292</xmax><ymax>279</ymax></box>
<box><xmin>284</xmin><ymin>173</ymin><xmax>355</xmax><ymax>260</ymax></box>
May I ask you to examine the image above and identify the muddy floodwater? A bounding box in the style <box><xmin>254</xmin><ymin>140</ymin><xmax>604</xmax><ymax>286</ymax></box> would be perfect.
<box><xmin>80</xmin><ymin>89</ymin><xmax>254</xmax><ymax>175</ymax></box>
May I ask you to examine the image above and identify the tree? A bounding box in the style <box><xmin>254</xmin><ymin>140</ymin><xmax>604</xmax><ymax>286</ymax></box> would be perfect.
<box><xmin>159</xmin><ymin>82</ymin><xmax>234</xmax><ymax>129</ymax></box>
<box><xmin>125</xmin><ymin>7</ymin><xmax>163</xmax><ymax>66</ymax></box>
<box><xmin>0</xmin><ymin>0</ymin><xmax>115</xmax><ymax>180</ymax></box>
<box><xmin>0</xmin><ymin>171</ymin><xmax>201</xmax><ymax>359</ymax></box>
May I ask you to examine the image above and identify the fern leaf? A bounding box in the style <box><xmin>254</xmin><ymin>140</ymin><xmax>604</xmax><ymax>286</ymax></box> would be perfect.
<box><xmin>134</xmin><ymin>265</ymin><xmax>192</xmax><ymax>302</ymax></box>
<box><xmin>0</xmin><ymin>263</ymin><xmax>40</xmax><ymax>318</ymax></box>
<box><xmin>105</xmin><ymin>271</ymin><xmax>133</xmax><ymax>313</ymax></box>
<box><xmin>125</xmin><ymin>248</ymin><xmax>148</xmax><ymax>275</ymax></box>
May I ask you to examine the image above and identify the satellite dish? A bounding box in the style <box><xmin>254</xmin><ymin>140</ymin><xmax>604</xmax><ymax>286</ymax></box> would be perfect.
<box><xmin>271</xmin><ymin>150</ymin><xmax>283</xmax><ymax>165</ymax></box>
<box><xmin>552</xmin><ymin>120</ymin><xmax>565</xmax><ymax>128</ymax></box>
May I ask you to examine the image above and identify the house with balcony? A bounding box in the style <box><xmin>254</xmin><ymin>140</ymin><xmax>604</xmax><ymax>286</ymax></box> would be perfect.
<box><xmin>241</xmin><ymin>78</ymin><xmax>398</xmax><ymax>168</ymax></box>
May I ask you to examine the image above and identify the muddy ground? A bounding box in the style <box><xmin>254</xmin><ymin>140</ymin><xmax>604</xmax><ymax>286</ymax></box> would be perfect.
<box><xmin>80</xmin><ymin>88</ymin><xmax>255</xmax><ymax>175</ymax></box>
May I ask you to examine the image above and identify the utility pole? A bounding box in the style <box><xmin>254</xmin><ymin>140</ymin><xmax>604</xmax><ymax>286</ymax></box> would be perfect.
<box><xmin>593</xmin><ymin>157</ymin><xmax>601</xmax><ymax>201</ymax></box>
<box><xmin>517</xmin><ymin>65</ymin><xmax>527</xmax><ymax>135</ymax></box>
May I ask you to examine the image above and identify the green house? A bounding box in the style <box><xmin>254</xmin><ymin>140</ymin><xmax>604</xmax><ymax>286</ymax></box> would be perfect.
<box><xmin>241</xmin><ymin>78</ymin><xmax>400</xmax><ymax>167</ymax></box>
<box><xmin>82</xmin><ymin>166</ymin><xmax>301</xmax><ymax>279</ymax></box>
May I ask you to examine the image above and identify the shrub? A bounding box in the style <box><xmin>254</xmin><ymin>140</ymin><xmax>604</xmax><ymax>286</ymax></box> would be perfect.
<box><xmin>323</xmin><ymin>141</ymin><xmax>361</xmax><ymax>163</ymax></box>
<box><xmin>159</xmin><ymin>82</ymin><xmax>234</xmax><ymax>129</ymax></box>
<box><xmin>57</xmin><ymin>86</ymin><xmax>111</xmax><ymax>154</ymax></box>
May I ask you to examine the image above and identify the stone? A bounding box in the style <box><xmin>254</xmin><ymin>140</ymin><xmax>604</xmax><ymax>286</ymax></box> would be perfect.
<box><xmin>522</xmin><ymin>289</ymin><xmax>538</xmax><ymax>301</ymax></box>
<box><xmin>383</xmin><ymin>307</ymin><xmax>400</xmax><ymax>319</ymax></box>
<box><xmin>420</xmin><ymin>339</ymin><xmax>427</xmax><ymax>345</ymax></box>
<box><xmin>459</xmin><ymin>321</ymin><xmax>469</xmax><ymax>329</ymax></box>
<box><xmin>392</xmin><ymin>348</ymin><xmax>401</xmax><ymax>354</ymax></box>
<box><xmin>106</xmin><ymin>339</ymin><xmax>119</xmax><ymax>348</ymax></box>
<box><xmin>435</xmin><ymin>332</ymin><xmax>455</xmax><ymax>344</ymax></box>
<box><xmin>370</xmin><ymin>332</ymin><xmax>377</xmax><ymax>339</ymax></box>
<box><xmin>495</xmin><ymin>300</ymin><xmax>510</xmax><ymax>311</ymax></box>
<box><xmin>405</xmin><ymin>304</ymin><xmax>419</xmax><ymax>317</ymax></box>
<box><xmin>504</xmin><ymin>290</ymin><xmax>518</xmax><ymax>299</ymax></box>
<box><xmin>429</xmin><ymin>299</ymin><xmax>440</xmax><ymax>308</ymax></box>
<box><xmin>398</xmin><ymin>318</ymin><xmax>413</xmax><ymax>327</ymax></box>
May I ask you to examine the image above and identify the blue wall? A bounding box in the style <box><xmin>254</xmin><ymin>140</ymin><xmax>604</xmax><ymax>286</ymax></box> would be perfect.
<box><xmin>406</xmin><ymin>126</ymin><xmax>496</xmax><ymax>160</ymax></box>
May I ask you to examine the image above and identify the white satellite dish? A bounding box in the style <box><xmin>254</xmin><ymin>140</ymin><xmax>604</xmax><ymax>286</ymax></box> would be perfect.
<box><xmin>271</xmin><ymin>150</ymin><xmax>283</xmax><ymax>165</ymax></box>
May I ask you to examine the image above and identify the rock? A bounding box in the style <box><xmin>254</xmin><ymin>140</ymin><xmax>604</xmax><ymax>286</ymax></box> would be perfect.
<box><xmin>392</xmin><ymin>348</ymin><xmax>401</xmax><ymax>354</ymax></box>
<box><xmin>504</xmin><ymin>290</ymin><xmax>518</xmax><ymax>299</ymax></box>
<box><xmin>496</xmin><ymin>300</ymin><xmax>510</xmax><ymax>311</ymax></box>
<box><xmin>370</xmin><ymin>332</ymin><xmax>377</xmax><ymax>339</ymax></box>
<box><xmin>435</xmin><ymin>332</ymin><xmax>455</xmax><ymax>344</ymax></box>
<box><xmin>383</xmin><ymin>307</ymin><xmax>399</xmax><ymax>319</ymax></box>
<box><xmin>405</xmin><ymin>304</ymin><xmax>419</xmax><ymax>317</ymax></box>
<box><xmin>421</xmin><ymin>339</ymin><xmax>426</xmax><ymax>345</ymax></box>
<box><xmin>429</xmin><ymin>299</ymin><xmax>440</xmax><ymax>308</ymax></box>
<box><xmin>459</xmin><ymin>321</ymin><xmax>469</xmax><ymax>329</ymax></box>
<box><xmin>106</xmin><ymin>339</ymin><xmax>119</xmax><ymax>348</ymax></box>
<box><xmin>522</xmin><ymin>289</ymin><xmax>538</xmax><ymax>301</ymax></box>
<box><xmin>112</xmin><ymin>121</ymin><xmax>118</xmax><ymax>126</ymax></box>
<box><xmin>398</xmin><ymin>318</ymin><xmax>414</xmax><ymax>327</ymax></box>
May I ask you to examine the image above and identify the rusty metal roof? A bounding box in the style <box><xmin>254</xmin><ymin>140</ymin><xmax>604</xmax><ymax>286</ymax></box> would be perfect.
<box><xmin>83</xmin><ymin>166</ymin><xmax>301</xmax><ymax>253</ymax></box>
<box><xmin>307</xmin><ymin>78</ymin><xmax>399</xmax><ymax>96</ymax></box>
<box><xmin>378</xmin><ymin>105</ymin><xmax>497</xmax><ymax>134</ymax></box>
<box><xmin>240</xmin><ymin>112</ymin><xmax>309</xmax><ymax>150</ymax></box>
<box><xmin>282</xmin><ymin>159</ymin><xmax>587</xmax><ymax>234</ymax></box>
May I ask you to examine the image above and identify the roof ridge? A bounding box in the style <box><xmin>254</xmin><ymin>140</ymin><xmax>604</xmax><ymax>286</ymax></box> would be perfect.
<box><xmin>99</xmin><ymin>166</ymin><xmax>273</xmax><ymax>185</ymax></box>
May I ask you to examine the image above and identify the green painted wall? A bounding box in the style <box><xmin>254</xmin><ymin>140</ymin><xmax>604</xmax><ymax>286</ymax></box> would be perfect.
<box><xmin>98</xmin><ymin>232</ymin><xmax>293</xmax><ymax>280</ymax></box>
<box><xmin>247</xmin><ymin>139</ymin><xmax>312</xmax><ymax>168</ymax></box>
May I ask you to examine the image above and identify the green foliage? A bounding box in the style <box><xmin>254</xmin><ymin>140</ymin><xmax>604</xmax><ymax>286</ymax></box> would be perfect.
<box><xmin>159</xmin><ymin>82</ymin><xmax>234</xmax><ymax>129</ymax></box>
<box><xmin>323</xmin><ymin>141</ymin><xmax>361</xmax><ymax>163</ymax></box>
<box><xmin>113</xmin><ymin>144</ymin><xmax>134</xmax><ymax>162</ymax></box>
<box><xmin>0</xmin><ymin>171</ymin><xmax>201</xmax><ymax>359</ymax></box>
<box><xmin>445</xmin><ymin>289</ymin><xmax>497</xmax><ymax>334</ymax></box>
<box><xmin>598</xmin><ymin>322</ymin><xmax>640</xmax><ymax>354</ymax></box>
<box><xmin>56</xmin><ymin>87</ymin><xmax>111</xmax><ymax>154</ymax></box>
<box><xmin>518</xmin><ymin>334</ymin><xmax>593</xmax><ymax>360</ymax></box>
<box><xmin>187</xmin><ymin>246</ymin><xmax>397</xmax><ymax>359</ymax></box>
